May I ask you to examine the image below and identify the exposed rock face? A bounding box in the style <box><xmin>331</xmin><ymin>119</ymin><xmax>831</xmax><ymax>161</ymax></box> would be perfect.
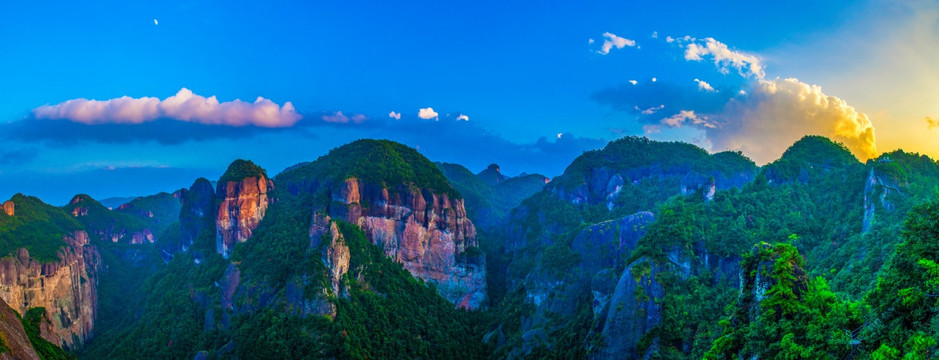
<box><xmin>316</xmin><ymin>177</ymin><xmax>485</xmax><ymax>309</ymax></box>
<box><xmin>863</xmin><ymin>167</ymin><xmax>903</xmax><ymax>232</ymax></box>
<box><xmin>2</xmin><ymin>201</ymin><xmax>13</xmax><ymax>217</ymax></box>
<box><xmin>216</xmin><ymin>175</ymin><xmax>272</xmax><ymax>258</ymax></box>
<box><xmin>0</xmin><ymin>231</ymin><xmax>99</xmax><ymax>349</ymax></box>
<box><xmin>0</xmin><ymin>297</ymin><xmax>41</xmax><ymax>360</ymax></box>
<box><xmin>310</xmin><ymin>214</ymin><xmax>350</xmax><ymax>315</ymax></box>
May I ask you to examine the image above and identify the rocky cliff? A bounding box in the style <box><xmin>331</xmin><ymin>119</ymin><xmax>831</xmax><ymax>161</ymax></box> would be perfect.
<box><xmin>216</xmin><ymin>161</ymin><xmax>272</xmax><ymax>258</ymax></box>
<box><xmin>0</xmin><ymin>297</ymin><xmax>41</xmax><ymax>360</ymax></box>
<box><xmin>0</xmin><ymin>230</ymin><xmax>99</xmax><ymax>349</ymax></box>
<box><xmin>64</xmin><ymin>195</ymin><xmax>155</xmax><ymax>244</ymax></box>
<box><xmin>2</xmin><ymin>202</ymin><xmax>13</xmax><ymax>217</ymax></box>
<box><xmin>320</xmin><ymin>177</ymin><xmax>485</xmax><ymax>308</ymax></box>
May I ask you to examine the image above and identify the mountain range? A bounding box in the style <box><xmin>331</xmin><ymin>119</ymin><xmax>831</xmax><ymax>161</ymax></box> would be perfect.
<box><xmin>0</xmin><ymin>135</ymin><xmax>936</xmax><ymax>359</ymax></box>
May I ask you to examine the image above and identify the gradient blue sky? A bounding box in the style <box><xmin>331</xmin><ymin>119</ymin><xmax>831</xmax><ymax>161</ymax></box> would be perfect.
<box><xmin>1</xmin><ymin>1</ymin><xmax>937</xmax><ymax>204</ymax></box>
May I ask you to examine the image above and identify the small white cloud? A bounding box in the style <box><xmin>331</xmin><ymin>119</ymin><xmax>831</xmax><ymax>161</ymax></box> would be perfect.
<box><xmin>588</xmin><ymin>38</ymin><xmax>595</xmax><ymax>44</ymax></box>
<box><xmin>557</xmin><ymin>132</ymin><xmax>563</xmax><ymax>139</ymax></box>
<box><xmin>694</xmin><ymin>78</ymin><xmax>716</xmax><ymax>92</ymax></box>
<box><xmin>457</xmin><ymin>114</ymin><xmax>469</xmax><ymax>121</ymax></box>
<box><xmin>641</xmin><ymin>104</ymin><xmax>665</xmax><ymax>115</ymax></box>
<box><xmin>597</xmin><ymin>32</ymin><xmax>636</xmax><ymax>55</ymax></box>
<box><xmin>739</xmin><ymin>89</ymin><xmax>747</xmax><ymax>95</ymax></box>
<box><xmin>629</xmin><ymin>80</ymin><xmax>638</xmax><ymax>85</ymax></box>
<box><xmin>665</xmin><ymin>36</ymin><xmax>674</xmax><ymax>43</ymax></box>
<box><xmin>153</xmin><ymin>19</ymin><xmax>158</xmax><ymax>26</ymax></box>
<box><xmin>651</xmin><ymin>31</ymin><xmax>658</xmax><ymax>39</ymax></box>
<box><xmin>322</xmin><ymin>111</ymin><xmax>365</xmax><ymax>124</ymax></box>
<box><xmin>388</xmin><ymin>111</ymin><xmax>401</xmax><ymax>120</ymax></box>
<box><xmin>642</xmin><ymin>124</ymin><xmax>661</xmax><ymax>134</ymax></box>
<box><xmin>418</xmin><ymin>107</ymin><xmax>439</xmax><ymax>120</ymax></box>
<box><xmin>652</xmin><ymin>77</ymin><xmax>657</xmax><ymax>82</ymax></box>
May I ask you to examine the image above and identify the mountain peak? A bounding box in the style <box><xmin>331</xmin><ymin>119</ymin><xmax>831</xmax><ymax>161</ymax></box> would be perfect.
<box><xmin>219</xmin><ymin>159</ymin><xmax>268</xmax><ymax>184</ymax></box>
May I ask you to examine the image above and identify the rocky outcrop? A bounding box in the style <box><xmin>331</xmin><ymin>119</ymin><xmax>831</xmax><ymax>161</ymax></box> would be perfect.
<box><xmin>2</xmin><ymin>201</ymin><xmax>13</xmax><ymax>217</ymax></box>
<box><xmin>316</xmin><ymin>177</ymin><xmax>486</xmax><ymax>309</ymax></box>
<box><xmin>0</xmin><ymin>297</ymin><xmax>41</xmax><ymax>360</ymax></box>
<box><xmin>216</xmin><ymin>175</ymin><xmax>272</xmax><ymax>258</ymax></box>
<box><xmin>0</xmin><ymin>231</ymin><xmax>99</xmax><ymax>349</ymax></box>
<box><xmin>477</xmin><ymin>163</ymin><xmax>508</xmax><ymax>186</ymax></box>
<box><xmin>863</xmin><ymin>167</ymin><xmax>903</xmax><ymax>232</ymax></box>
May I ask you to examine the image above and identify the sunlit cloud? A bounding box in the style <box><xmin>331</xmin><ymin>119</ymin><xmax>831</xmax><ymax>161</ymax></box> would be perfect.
<box><xmin>388</xmin><ymin>111</ymin><xmax>401</xmax><ymax>120</ymax></box>
<box><xmin>418</xmin><ymin>107</ymin><xmax>439</xmax><ymax>120</ymax></box>
<box><xmin>457</xmin><ymin>114</ymin><xmax>469</xmax><ymax>121</ymax></box>
<box><xmin>638</xmin><ymin>104</ymin><xmax>665</xmax><ymax>115</ymax></box>
<box><xmin>629</xmin><ymin>80</ymin><xmax>638</xmax><ymax>85</ymax></box>
<box><xmin>926</xmin><ymin>116</ymin><xmax>938</xmax><ymax>129</ymax></box>
<box><xmin>33</xmin><ymin>88</ymin><xmax>301</xmax><ymax>127</ymax></box>
<box><xmin>596</xmin><ymin>32</ymin><xmax>636</xmax><ymax>55</ymax></box>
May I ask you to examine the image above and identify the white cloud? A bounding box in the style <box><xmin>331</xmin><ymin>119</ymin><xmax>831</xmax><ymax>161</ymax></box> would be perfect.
<box><xmin>694</xmin><ymin>78</ymin><xmax>716</xmax><ymax>92</ymax></box>
<box><xmin>418</xmin><ymin>107</ymin><xmax>439</xmax><ymax>120</ymax></box>
<box><xmin>652</xmin><ymin>77</ymin><xmax>657</xmax><ymax>82</ymax></box>
<box><xmin>588</xmin><ymin>38</ymin><xmax>595</xmax><ymax>44</ymax></box>
<box><xmin>33</xmin><ymin>88</ymin><xmax>301</xmax><ymax>127</ymax></box>
<box><xmin>322</xmin><ymin>111</ymin><xmax>365</xmax><ymax>124</ymax></box>
<box><xmin>684</xmin><ymin>37</ymin><xmax>764</xmax><ymax>78</ymax></box>
<box><xmin>388</xmin><ymin>111</ymin><xmax>401</xmax><ymax>120</ymax></box>
<box><xmin>557</xmin><ymin>132</ymin><xmax>563</xmax><ymax>139</ymax></box>
<box><xmin>666</xmin><ymin>36</ymin><xmax>675</xmax><ymax>43</ymax></box>
<box><xmin>651</xmin><ymin>31</ymin><xmax>658</xmax><ymax>39</ymax></box>
<box><xmin>597</xmin><ymin>32</ymin><xmax>636</xmax><ymax>55</ymax></box>
<box><xmin>629</xmin><ymin>80</ymin><xmax>638</xmax><ymax>85</ymax></box>
<box><xmin>153</xmin><ymin>19</ymin><xmax>158</xmax><ymax>26</ymax></box>
<box><xmin>457</xmin><ymin>114</ymin><xmax>469</xmax><ymax>121</ymax></box>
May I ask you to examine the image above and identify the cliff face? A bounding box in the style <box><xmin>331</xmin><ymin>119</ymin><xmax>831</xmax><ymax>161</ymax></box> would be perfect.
<box><xmin>0</xmin><ymin>231</ymin><xmax>99</xmax><ymax>349</ymax></box>
<box><xmin>0</xmin><ymin>297</ymin><xmax>41</xmax><ymax>360</ymax></box>
<box><xmin>317</xmin><ymin>178</ymin><xmax>485</xmax><ymax>309</ymax></box>
<box><xmin>216</xmin><ymin>175</ymin><xmax>272</xmax><ymax>258</ymax></box>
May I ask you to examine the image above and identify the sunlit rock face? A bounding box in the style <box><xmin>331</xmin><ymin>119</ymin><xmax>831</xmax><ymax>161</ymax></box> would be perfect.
<box><xmin>316</xmin><ymin>177</ymin><xmax>486</xmax><ymax>309</ymax></box>
<box><xmin>0</xmin><ymin>231</ymin><xmax>100</xmax><ymax>350</ymax></box>
<box><xmin>216</xmin><ymin>175</ymin><xmax>272</xmax><ymax>258</ymax></box>
<box><xmin>2</xmin><ymin>201</ymin><xmax>13</xmax><ymax>217</ymax></box>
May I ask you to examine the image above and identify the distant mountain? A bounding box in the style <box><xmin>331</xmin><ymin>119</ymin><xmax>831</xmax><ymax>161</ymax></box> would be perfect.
<box><xmin>437</xmin><ymin>162</ymin><xmax>549</xmax><ymax>230</ymax></box>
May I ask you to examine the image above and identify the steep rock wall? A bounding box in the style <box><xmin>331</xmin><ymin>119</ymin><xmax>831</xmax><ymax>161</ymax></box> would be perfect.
<box><xmin>0</xmin><ymin>231</ymin><xmax>99</xmax><ymax>349</ymax></box>
<box><xmin>316</xmin><ymin>178</ymin><xmax>485</xmax><ymax>309</ymax></box>
<box><xmin>216</xmin><ymin>176</ymin><xmax>272</xmax><ymax>258</ymax></box>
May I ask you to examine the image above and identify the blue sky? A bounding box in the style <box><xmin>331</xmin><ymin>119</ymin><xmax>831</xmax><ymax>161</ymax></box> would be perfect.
<box><xmin>1</xmin><ymin>0</ymin><xmax>937</xmax><ymax>204</ymax></box>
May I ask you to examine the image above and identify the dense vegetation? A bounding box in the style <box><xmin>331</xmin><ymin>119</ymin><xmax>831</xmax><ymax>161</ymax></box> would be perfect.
<box><xmin>0</xmin><ymin>194</ymin><xmax>81</xmax><ymax>262</ymax></box>
<box><xmin>279</xmin><ymin>139</ymin><xmax>460</xmax><ymax>199</ymax></box>
<box><xmin>218</xmin><ymin>159</ymin><xmax>268</xmax><ymax>184</ymax></box>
